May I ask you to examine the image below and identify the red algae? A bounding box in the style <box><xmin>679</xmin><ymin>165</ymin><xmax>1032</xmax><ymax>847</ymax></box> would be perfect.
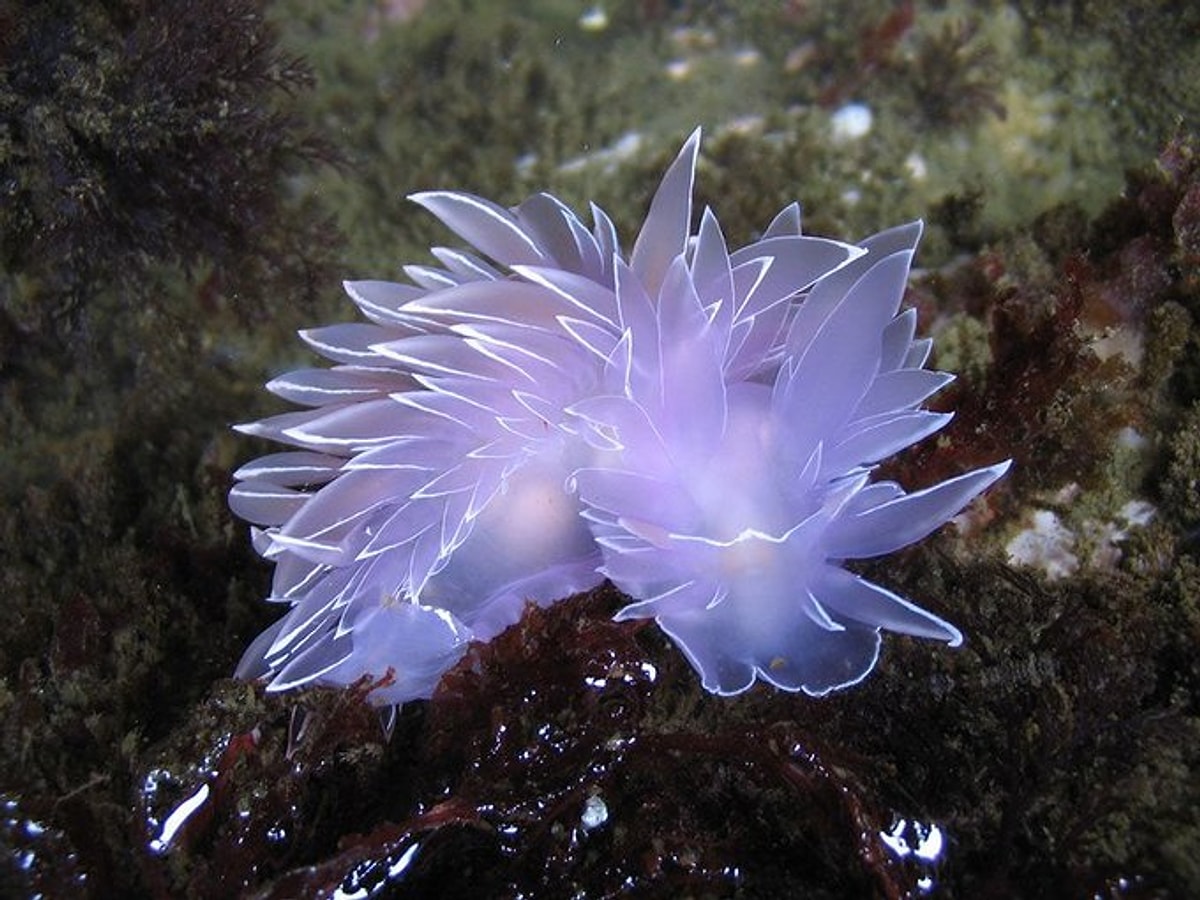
<box><xmin>135</xmin><ymin>677</ymin><xmax>394</xmax><ymax>899</ymax></box>
<box><xmin>131</xmin><ymin>588</ymin><xmax>918</xmax><ymax>898</ymax></box>
<box><xmin>816</xmin><ymin>1</ymin><xmax>915</xmax><ymax>107</ymax></box>
<box><xmin>408</xmin><ymin>586</ymin><xmax>912</xmax><ymax>896</ymax></box>
<box><xmin>889</xmin><ymin>133</ymin><xmax>1200</xmax><ymax>495</ymax></box>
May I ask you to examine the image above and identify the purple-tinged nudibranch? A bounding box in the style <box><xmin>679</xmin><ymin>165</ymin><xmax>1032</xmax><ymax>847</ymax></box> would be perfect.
<box><xmin>230</xmin><ymin>130</ymin><xmax>1009</xmax><ymax>706</ymax></box>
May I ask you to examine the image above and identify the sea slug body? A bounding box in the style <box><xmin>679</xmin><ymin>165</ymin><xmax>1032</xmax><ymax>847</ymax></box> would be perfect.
<box><xmin>230</xmin><ymin>129</ymin><xmax>1009</xmax><ymax>705</ymax></box>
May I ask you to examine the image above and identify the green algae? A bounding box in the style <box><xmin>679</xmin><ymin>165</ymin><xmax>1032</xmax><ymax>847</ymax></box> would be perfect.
<box><xmin>930</xmin><ymin>311</ymin><xmax>993</xmax><ymax>384</ymax></box>
<box><xmin>258</xmin><ymin>0</ymin><xmax>1200</xmax><ymax>277</ymax></box>
<box><xmin>1159</xmin><ymin>402</ymin><xmax>1200</xmax><ymax>528</ymax></box>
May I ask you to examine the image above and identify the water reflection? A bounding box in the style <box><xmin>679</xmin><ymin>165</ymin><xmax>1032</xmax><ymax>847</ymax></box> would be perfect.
<box><xmin>879</xmin><ymin>816</ymin><xmax>945</xmax><ymax>894</ymax></box>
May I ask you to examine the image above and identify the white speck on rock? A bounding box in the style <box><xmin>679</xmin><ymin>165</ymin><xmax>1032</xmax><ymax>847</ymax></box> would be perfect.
<box><xmin>830</xmin><ymin>103</ymin><xmax>873</xmax><ymax>142</ymax></box>
<box><xmin>1006</xmin><ymin>509</ymin><xmax>1078</xmax><ymax>580</ymax></box>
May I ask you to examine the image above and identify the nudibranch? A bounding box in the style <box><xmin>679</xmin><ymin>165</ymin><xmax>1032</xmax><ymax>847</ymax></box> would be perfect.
<box><xmin>230</xmin><ymin>129</ymin><xmax>1009</xmax><ymax>705</ymax></box>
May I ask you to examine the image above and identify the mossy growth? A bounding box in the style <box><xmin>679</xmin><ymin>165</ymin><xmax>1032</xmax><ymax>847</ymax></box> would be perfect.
<box><xmin>0</xmin><ymin>0</ymin><xmax>333</xmax><ymax>332</ymax></box>
<box><xmin>0</xmin><ymin>2</ymin><xmax>343</xmax><ymax>896</ymax></box>
<box><xmin>1158</xmin><ymin>403</ymin><xmax>1200</xmax><ymax>528</ymax></box>
<box><xmin>268</xmin><ymin>0</ymin><xmax>682</xmax><ymax>280</ymax></box>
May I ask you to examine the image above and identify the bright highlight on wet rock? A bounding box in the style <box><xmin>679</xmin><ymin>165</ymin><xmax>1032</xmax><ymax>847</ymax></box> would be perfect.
<box><xmin>230</xmin><ymin>129</ymin><xmax>1009</xmax><ymax>705</ymax></box>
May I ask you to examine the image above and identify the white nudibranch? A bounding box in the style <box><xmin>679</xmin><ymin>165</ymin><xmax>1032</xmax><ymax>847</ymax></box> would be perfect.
<box><xmin>230</xmin><ymin>129</ymin><xmax>1010</xmax><ymax>705</ymax></box>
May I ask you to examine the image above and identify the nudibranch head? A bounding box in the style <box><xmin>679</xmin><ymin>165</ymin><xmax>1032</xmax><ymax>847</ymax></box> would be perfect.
<box><xmin>230</xmin><ymin>129</ymin><xmax>1008</xmax><ymax>705</ymax></box>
